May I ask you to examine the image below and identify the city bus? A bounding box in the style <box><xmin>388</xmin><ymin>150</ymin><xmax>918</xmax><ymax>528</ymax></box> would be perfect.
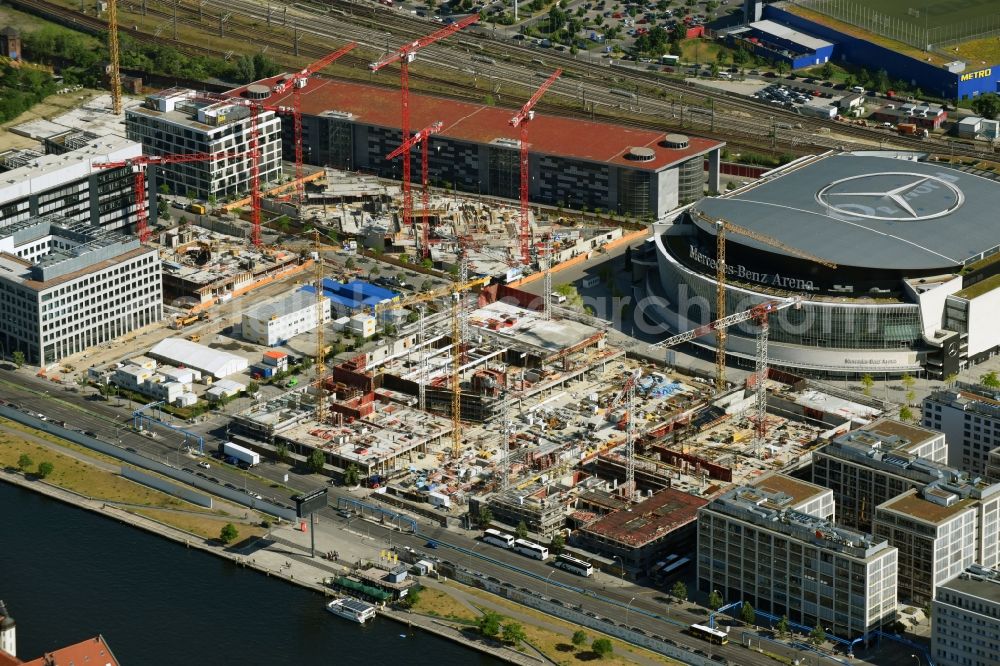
<box><xmin>659</xmin><ymin>556</ymin><xmax>690</xmax><ymax>577</ymax></box>
<box><xmin>513</xmin><ymin>539</ymin><xmax>549</xmax><ymax>561</ymax></box>
<box><xmin>689</xmin><ymin>624</ymin><xmax>729</xmax><ymax>645</ymax></box>
<box><xmin>554</xmin><ymin>553</ymin><xmax>594</xmax><ymax>577</ymax></box>
<box><xmin>482</xmin><ymin>528</ymin><xmax>515</xmax><ymax>549</ymax></box>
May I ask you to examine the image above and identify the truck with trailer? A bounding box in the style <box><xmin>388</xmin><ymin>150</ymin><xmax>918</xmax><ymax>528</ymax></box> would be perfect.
<box><xmin>220</xmin><ymin>441</ymin><xmax>261</xmax><ymax>467</ymax></box>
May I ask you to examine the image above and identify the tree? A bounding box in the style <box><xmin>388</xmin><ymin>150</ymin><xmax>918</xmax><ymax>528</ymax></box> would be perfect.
<box><xmin>219</xmin><ymin>522</ymin><xmax>239</xmax><ymax>544</ymax></box>
<box><xmin>740</xmin><ymin>601</ymin><xmax>756</xmax><ymax>627</ymax></box>
<box><xmin>477</xmin><ymin>506</ymin><xmax>494</xmax><ymax>527</ymax></box>
<box><xmin>275</xmin><ymin>443</ymin><xmax>289</xmax><ymax>463</ymax></box>
<box><xmin>945</xmin><ymin>372</ymin><xmax>959</xmax><ymax>386</ymax></box>
<box><xmin>549</xmin><ymin>532</ymin><xmax>566</xmax><ymax>555</ymax></box>
<box><xmin>515</xmin><ymin>520</ymin><xmax>528</xmax><ymax>539</ymax></box>
<box><xmin>982</xmin><ymin>371</ymin><xmax>1000</xmax><ymax>389</ymax></box>
<box><xmin>36</xmin><ymin>461</ymin><xmax>54</xmax><ymax>479</ymax></box>
<box><xmin>12</xmin><ymin>350</ymin><xmax>24</xmax><ymax>369</ymax></box>
<box><xmin>591</xmin><ymin>638</ymin><xmax>614</xmax><ymax>659</ymax></box>
<box><xmin>502</xmin><ymin>622</ymin><xmax>527</xmax><ymax>646</ymax></box>
<box><xmin>421</xmin><ymin>279</ymin><xmax>435</xmax><ymax>292</ymax></box>
<box><xmin>861</xmin><ymin>373</ymin><xmax>875</xmax><ymax>396</ymax></box>
<box><xmin>17</xmin><ymin>454</ymin><xmax>33</xmax><ymax>472</ymax></box>
<box><xmin>343</xmin><ymin>463</ymin><xmax>361</xmax><ymax>486</ymax></box>
<box><xmin>397</xmin><ymin>584</ymin><xmax>421</xmax><ymax>609</ymax></box>
<box><xmin>901</xmin><ymin>372</ymin><xmax>915</xmax><ymax>389</ymax></box>
<box><xmin>345</xmin><ymin>257</ymin><xmax>356</xmax><ymax>270</ymax></box>
<box><xmin>820</xmin><ymin>61</ymin><xmax>834</xmax><ymax>79</ymax></box>
<box><xmin>776</xmin><ymin>615</ymin><xmax>790</xmax><ymax>638</ymax></box>
<box><xmin>971</xmin><ymin>93</ymin><xmax>1000</xmax><ymax>120</ymax></box>
<box><xmin>158</xmin><ymin>183</ymin><xmax>171</xmax><ymax>195</ymax></box>
<box><xmin>809</xmin><ymin>625</ymin><xmax>826</xmax><ymax>646</ymax></box>
<box><xmin>899</xmin><ymin>405</ymin><xmax>915</xmax><ymax>422</ymax></box>
<box><xmin>246</xmin><ymin>381</ymin><xmax>260</xmax><ymax>396</ymax></box>
<box><xmin>707</xmin><ymin>589</ymin><xmax>724</xmax><ymax>611</ymax></box>
<box><xmin>157</xmin><ymin>199</ymin><xmax>170</xmax><ymax>219</ymax></box>
<box><xmin>308</xmin><ymin>449</ymin><xmax>326</xmax><ymax>473</ymax></box>
<box><xmin>670</xmin><ymin>580</ymin><xmax>687</xmax><ymax>603</ymax></box>
<box><xmin>477</xmin><ymin>610</ymin><xmax>502</xmax><ymax>638</ymax></box>
<box><xmin>571</xmin><ymin>630</ymin><xmax>588</xmax><ymax>648</ymax></box>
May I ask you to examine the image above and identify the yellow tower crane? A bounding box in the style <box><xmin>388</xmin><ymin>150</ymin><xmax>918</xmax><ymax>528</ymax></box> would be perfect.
<box><xmin>374</xmin><ymin>275</ymin><xmax>491</xmax><ymax>457</ymax></box>
<box><xmin>107</xmin><ymin>0</ymin><xmax>122</xmax><ymax>115</ymax></box>
<box><xmin>314</xmin><ymin>230</ymin><xmax>326</xmax><ymax>423</ymax></box>
<box><xmin>692</xmin><ymin>210</ymin><xmax>838</xmax><ymax>392</ymax></box>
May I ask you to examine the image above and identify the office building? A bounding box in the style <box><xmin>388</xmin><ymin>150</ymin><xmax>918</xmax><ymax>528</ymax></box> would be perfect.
<box><xmin>924</xmin><ymin>383</ymin><xmax>1000</xmax><ymax>476</ymax></box>
<box><xmin>226</xmin><ymin>78</ymin><xmax>725</xmax><ymax>219</ymax></box>
<box><xmin>242</xmin><ymin>291</ymin><xmax>330</xmax><ymax>346</ymax></box>
<box><xmin>698</xmin><ymin>473</ymin><xmax>897</xmax><ymax>639</ymax></box>
<box><xmin>0</xmin><ymin>136</ymin><xmax>142</xmax><ymax>233</ymax></box>
<box><xmin>874</xmin><ymin>488</ymin><xmax>978</xmax><ymax>605</ymax></box>
<box><xmin>125</xmin><ymin>88</ymin><xmax>281</xmax><ymax>199</ymax></box>
<box><xmin>813</xmin><ymin>419</ymin><xmax>948</xmax><ymax>531</ymax></box>
<box><xmin>932</xmin><ymin>565</ymin><xmax>1000</xmax><ymax>666</ymax></box>
<box><xmin>0</xmin><ymin>215</ymin><xmax>161</xmax><ymax>365</ymax></box>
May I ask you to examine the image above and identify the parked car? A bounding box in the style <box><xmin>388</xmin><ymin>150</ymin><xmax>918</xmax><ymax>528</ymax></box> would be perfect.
<box><xmin>197</xmin><ymin>461</ymin><xmax>211</xmax><ymax>469</ymax></box>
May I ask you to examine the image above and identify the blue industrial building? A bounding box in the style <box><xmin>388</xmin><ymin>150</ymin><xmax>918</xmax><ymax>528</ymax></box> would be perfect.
<box><xmin>727</xmin><ymin>19</ymin><xmax>834</xmax><ymax>70</ymax></box>
<box><xmin>299</xmin><ymin>279</ymin><xmax>398</xmax><ymax>316</ymax></box>
<box><xmin>745</xmin><ymin>3</ymin><xmax>1000</xmax><ymax>101</ymax></box>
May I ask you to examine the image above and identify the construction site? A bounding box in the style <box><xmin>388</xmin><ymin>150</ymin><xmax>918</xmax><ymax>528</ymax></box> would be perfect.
<box><xmin>2</xmin><ymin>12</ymin><xmax>903</xmax><ymax>579</ymax></box>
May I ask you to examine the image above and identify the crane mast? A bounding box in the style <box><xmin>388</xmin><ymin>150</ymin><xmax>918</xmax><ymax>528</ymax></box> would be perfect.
<box><xmin>509</xmin><ymin>69</ymin><xmax>561</xmax><ymax>266</ymax></box>
<box><xmin>371</xmin><ymin>17</ymin><xmax>477</xmax><ymax>236</ymax></box>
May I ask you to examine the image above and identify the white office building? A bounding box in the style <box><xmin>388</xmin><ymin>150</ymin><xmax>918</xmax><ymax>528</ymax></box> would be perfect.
<box><xmin>874</xmin><ymin>488</ymin><xmax>979</xmax><ymax>605</ymax></box>
<box><xmin>932</xmin><ymin>565</ymin><xmax>1000</xmax><ymax>666</ymax></box>
<box><xmin>0</xmin><ymin>136</ymin><xmax>143</xmax><ymax>232</ymax></box>
<box><xmin>923</xmin><ymin>383</ymin><xmax>1000</xmax><ymax>476</ymax></box>
<box><xmin>125</xmin><ymin>88</ymin><xmax>281</xmax><ymax>199</ymax></box>
<box><xmin>813</xmin><ymin>419</ymin><xmax>949</xmax><ymax>531</ymax></box>
<box><xmin>697</xmin><ymin>473</ymin><xmax>897</xmax><ymax>640</ymax></box>
<box><xmin>0</xmin><ymin>215</ymin><xmax>161</xmax><ymax>365</ymax></box>
<box><xmin>242</xmin><ymin>291</ymin><xmax>330</xmax><ymax>346</ymax></box>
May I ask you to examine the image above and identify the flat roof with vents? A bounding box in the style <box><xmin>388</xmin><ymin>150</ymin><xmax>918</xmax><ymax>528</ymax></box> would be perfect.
<box><xmin>227</xmin><ymin>77</ymin><xmax>724</xmax><ymax>172</ymax></box>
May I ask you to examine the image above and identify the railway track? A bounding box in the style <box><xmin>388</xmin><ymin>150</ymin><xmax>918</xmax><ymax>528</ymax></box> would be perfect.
<box><xmin>15</xmin><ymin>0</ymin><xmax>997</xmax><ymax>161</ymax></box>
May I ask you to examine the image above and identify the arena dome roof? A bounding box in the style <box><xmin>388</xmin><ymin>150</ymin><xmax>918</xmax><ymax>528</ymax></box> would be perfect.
<box><xmin>690</xmin><ymin>153</ymin><xmax>1000</xmax><ymax>271</ymax></box>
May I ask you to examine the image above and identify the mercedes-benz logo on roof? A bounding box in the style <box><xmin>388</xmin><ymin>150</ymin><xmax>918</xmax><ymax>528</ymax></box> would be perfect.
<box><xmin>816</xmin><ymin>172</ymin><xmax>964</xmax><ymax>221</ymax></box>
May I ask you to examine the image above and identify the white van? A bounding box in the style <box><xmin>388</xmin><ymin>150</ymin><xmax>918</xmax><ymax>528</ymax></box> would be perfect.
<box><xmin>550</xmin><ymin>292</ymin><xmax>567</xmax><ymax>304</ymax></box>
<box><xmin>717</xmin><ymin>71</ymin><xmax>732</xmax><ymax>80</ymax></box>
<box><xmin>851</xmin><ymin>85</ymin><xmax>866</xmax><ymax>94</ymax></box>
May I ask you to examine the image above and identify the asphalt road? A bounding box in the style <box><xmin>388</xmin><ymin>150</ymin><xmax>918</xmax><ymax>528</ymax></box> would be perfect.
<box><xmin>1</xmin><ymin>362</ymin><xmax>921</xmax><ymax>666</ymax></box>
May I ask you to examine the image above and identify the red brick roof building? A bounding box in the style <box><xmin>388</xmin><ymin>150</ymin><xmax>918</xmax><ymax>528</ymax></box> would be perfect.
<box><xmin>226</xmin><ymin>77</ymin><xmax>725</xmax><ymax>219</ymax></box>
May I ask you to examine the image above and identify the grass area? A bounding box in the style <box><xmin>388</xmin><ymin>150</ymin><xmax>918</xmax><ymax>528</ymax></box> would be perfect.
<box><xmin>410</xmin><ymin>585</ymin><xmax>478</xmax><ymax>623</ymax></box>
<box><xmin>454</xmin><ymin>583</ymin><xmax>683</xmax><ymax>665</ymax></box>
<box><xmin>0</xmin><ymin>416</ymin><xmax>123</xmax><ymax>466</ymax></box>
<box><xmin>678</xmin><ymin>38</ymin><xmax>725</xmax><ymax>66</ymax></box>
<box><xmin>955</xmin><ymin>273</ymin><xmax>1000</xmax><ymax>299</ymax></box>
<box><xmin>130</xmin><ymin>508</ymin><xmax>265</xmax><ymax>540</ymax></box>
<box><xmin>0</xmin><ymin>427</ymin><xmax>190</xmax><ymax>508</ymax></box>
<box><xmin>0</xmin><ymin>4</ymin><xmax>64</xmax><ymax>32</ymax></box>
<box><xmin>783</xmin><ymin>4</ymin><xmax>947</xmax><ymax>65</ymax></box>
<box><xmin>952</xmin><ymin>36</ymin><xmax>1000</xmax><ymax>69</ymax></box>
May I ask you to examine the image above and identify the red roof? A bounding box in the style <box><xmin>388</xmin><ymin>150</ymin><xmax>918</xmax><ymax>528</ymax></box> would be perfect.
<box><xmin>228</xmin><ymin>77</ymin><xmax>723</xmax><ymax>171</ymax></box>
<box><xmin>263</xmin><ymin>350</ymin><xmax>288</xmax><ymax>359</ymax></box>
<box><xmin>21</xmin><ymin>635</ymin><xmax>119</xmax><ymax>666</ymax></box>
<box><xmin>580</xmin><ymin>486</ymin><xmax>707</xmax><ymax>546</ymax></box>
<box><xmin>0</xmin><ymin>651</ymin><xmax>21</xmax><ymax>666</ymax></box>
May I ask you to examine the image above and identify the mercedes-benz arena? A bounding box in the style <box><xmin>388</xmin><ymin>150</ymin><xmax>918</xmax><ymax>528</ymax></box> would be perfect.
<box><xmin>650</xmin><ymin>151</ymin><xmax>1000</xmax><ymax>378</ymax></box>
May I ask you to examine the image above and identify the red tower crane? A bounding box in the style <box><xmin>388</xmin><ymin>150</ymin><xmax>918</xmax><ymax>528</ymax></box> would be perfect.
<box><xmin>270</xmin><ymin>43</ymin><xmax>357</xmax><ymax>204</ymax></box>
<box><xmin>93</xmin><ymin>150</ymin><xmax>248</xmax><ymax>243</ymax></box>
<box><xmin>509</xmin><ymin>69</ymin><xmax>561</xmax><ymax>266</ymax></box>
<box><xmin>370</xmin><ymin>16</ymin><xmax>477</xmax><ymax>233</ymax></box>
<box><xmin>386</xmin><ymin>120</ymin><xmax>443</xmax><ymax>259</ymax></box>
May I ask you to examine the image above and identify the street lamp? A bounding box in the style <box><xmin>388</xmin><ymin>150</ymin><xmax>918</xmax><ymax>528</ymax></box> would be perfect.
<box><xmin>625</xmin><ymin>596</ymin><xmax>636</xmax><ymax>626</ymax></box>
<box><xmin>911</xmin><ymin>655</ymin><xmax>921</xmax><ymax>665</ymax></box>
<box><xmin>544</xmin><ymin>569</ymin><xmax>556</xmax><ymax>597</ymax></box>
<box><xmin>612</xmin><ymin>555</ymin><xmax>625</xmax><ymax>587</ymax></box>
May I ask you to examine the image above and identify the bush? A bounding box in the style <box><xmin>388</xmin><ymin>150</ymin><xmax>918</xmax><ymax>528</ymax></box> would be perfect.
<box><xmin>591</xmin><ymin>638</ymin><xmax>613</xmax><ymax>658</ymax></box>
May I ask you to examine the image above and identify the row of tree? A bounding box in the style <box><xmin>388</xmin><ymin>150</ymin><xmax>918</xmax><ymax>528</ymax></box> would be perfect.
<box><xmin>22</xmin><ymin>23</ymin><xmax>281</xmax><ymax>87</ymax></box>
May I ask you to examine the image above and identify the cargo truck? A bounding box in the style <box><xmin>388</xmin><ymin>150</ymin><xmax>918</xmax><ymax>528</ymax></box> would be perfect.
<box><xmin>897</xmin><ymin>123</ymin><xmax>928</xmax><ymax>138</ymax></box>
<box><xmin>220</xmin><ymin>441</ymin><xmax>260</xmax><ymax>467</ymax></box>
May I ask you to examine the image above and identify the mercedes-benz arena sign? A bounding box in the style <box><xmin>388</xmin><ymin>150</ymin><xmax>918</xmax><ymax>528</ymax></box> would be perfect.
<box><xmin>648</xmin><ymin>152</ymin><xmax>1000</xmax><ymax>375</ymax></box>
